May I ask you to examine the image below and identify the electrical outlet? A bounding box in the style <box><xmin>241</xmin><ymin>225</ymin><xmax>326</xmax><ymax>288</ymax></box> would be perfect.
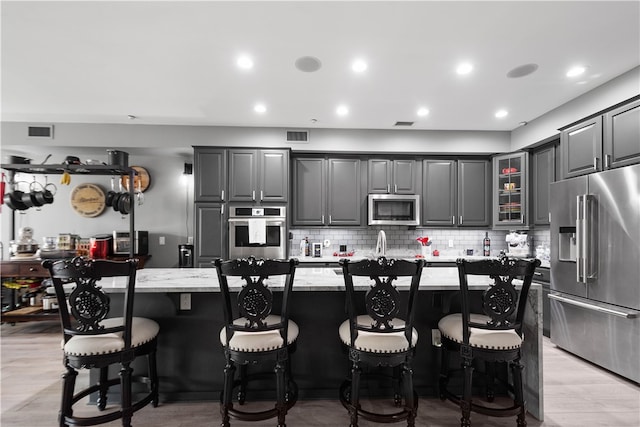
<box><xmin>431</xmin><ymin>329</ymin><xmax>442</xmax><ymax>347</ymax></box>
<box><xmin>159</xmin><ymin>236</ymin><xmax>165</xmax><ymax>245</ymax></box>
<box><xmin>180</xmin><ymin>293</ymin><xmax>191</xmax><ymax>310</ymax></box>
<box><xmin>448</xmin><ymin>239</ymin><xmax>454</xmax><ymax>248</ymax></box>
<box><xmin>187</xmin><ymin>236</ymin><xmax>193</xmax><ymax>244</ymax></box>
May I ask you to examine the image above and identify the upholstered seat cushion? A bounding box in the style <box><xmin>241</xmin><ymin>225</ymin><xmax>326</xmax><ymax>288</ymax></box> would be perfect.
<box><xmin>219</xmin><ymin>314</ymin><xmax>299</xmax><ymax>352</ymax></box>
<box><xmin>438</xmin><ymin>313</ymin><xmax>522</xmax><ymax>350</ymax></box>
<box><xmin>338</xmin><ymin>315</ymin><xmax>418</xmax><ymax>353</ymax></box>
<box><xmin>64</xmin><ymin>317</ymin><xmax>160</xmax><ymax>356</ymax></box>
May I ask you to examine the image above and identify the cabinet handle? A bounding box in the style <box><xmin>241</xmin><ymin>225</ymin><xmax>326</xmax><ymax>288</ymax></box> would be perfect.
<box><xmin>329</xmin><ymin>215</ymin><xmax>332</xmax><ymax>224</ymax></box>
<box><xmin>394</xmin><ymin>184</ymin><xmax>398</xmax><ymax>193</ymax></box>
<box><xmin>221</xmin><ymin>204</ymin><xmax>224</xmax><ymax>216</ymax></box>
<box><xmin>252</xmin><ymin>190</ymin><xmax>255</xmax><ymax>201</ymax></box>
<box><xmin>548</xmin><ymin>212</ymin><xmax>551</xmax><ymax>223</ymax></box>
<box><xmin>221</xmin><ymin>190</ymin><xmax>225</xmax><ymax>201</ymax></box>
<box><xmin>322</xmin><ymin>215</ymin><xmax>325</xmax><ymax>224</ymax></box>
<box><xmin>260</xmin><ymin>190</ymin><xmax>264</xmax><ymax>201</ymax></box>
<box><xmin>452</xmin><ymin>216</ymin><xmax>456</xmax><ymax>225</ymax></box>
<box><xmin>604</xmin><ymin>154</ymin><xmax>611</xmax><ymax>169</ymax></box>
<box><xmin>459</xmin><ymin>215</ymin><xmax>463</xmax><ymax>225</ymax></box>
<box><xmin>387</xmin><ymin>184</ymin><xmax>390</xmax><ymax>193</ymax></box>
<box><xmin>593</xmin><ymin>157</ymin><xmax>599</xmax><ymax>170</ymax></box>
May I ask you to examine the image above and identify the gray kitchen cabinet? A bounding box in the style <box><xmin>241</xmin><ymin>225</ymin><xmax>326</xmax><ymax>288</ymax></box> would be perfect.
<box><xmin>367</xmin><ymin>159</ymin><xmax>417</xmax><ymax>194</ymax></box>
<box><xmin>328</xmin><ymin>158</ymin><xmax>361</xmax><ymax>225</ymax></box>
<box><xmin>194</xmin><ymin>147</ymin><xmax>227</xmax><ymax>203</ymax></box>
<box><xmin>458</xmin><ymin>159</ymin><xmax>491</xmax><ymax>227</ymax></box>
<box><xmin>228</xmin><ymin>149</ymin><xmax>289</xmax><ymax>203</ymax></box>
<box><xmin>292</xmin><ymin>157</ymin><xmax>361</xmax><ymax>226</ymax></box>
<box><xmin>493</xmin><ymin>152</ymin><xmax>529</xmax><ymax>229</ymax></box>
<box><xmin>292</xmin><ymin>157</ymin><xmax>325</xmax><ymax>226</ymax></box>
<box><xmin>194</xmin><ymin>203</ymin><xmax>226</xmax><ymax>267</ymax></box>
<box><xmin>604</xmin><ymin>98</ymin><xmax>640</xmax><ymax>170</ymax></box>
<box><xmin>422</xmin><ymin>159</ymin><xmax>457</xmax><ymax>226</ymax></box>
<box><xmin>561</xmin><ymin>117</ymin><xmax>603</xmax><ymax>179</ymax></box>
<box><xmin>561</xmin><ymin>97</ymin><xmax>640</xmax><ymax>179</ymax></box>
<box><xmin>531</xmin><ymin>142</ymin><xmax>557</xmax><ymax>226</ymax></box>
<box><xmin>422</xmin><ymin>159</ymin><xmax>489</xmax><ymax>227</ymax></box>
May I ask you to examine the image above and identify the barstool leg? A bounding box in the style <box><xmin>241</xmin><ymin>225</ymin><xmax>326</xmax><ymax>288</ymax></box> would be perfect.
<box><xmin>97</xmin><ymin>366</ymin><xmax>109</xmax><ymax>410</ymax></box>
<box><xmin>485</xmin><ymin>361</ymin><xmax>496</xmax><ymax>402</ymax></box>
<box><xmin>438</xmin><ymin>345</ymin><xmax>450</xmax><ymax>400</ymax></box>
<box><xmin>513</xmin><ymin>360</ymin><xmax>527</xmax><ymax>427</ymax></box>
<box><xmin>119</xmin><ymin>362</ymin><xmax>133</xmax><ymax>427</ymax></box>
<box><xmin>148</xmin><ymin>349</ymin><xmax>159</xmax><ymax>407</ymax></box>
<box><xmin>275</xmin><ymin>361</ymin><xmax>287</xmax><ymax>427</ymax></box>
<box><xmin>220</xmin><ymin>361</ymin><xmax>235</xmax><ymax>427</ymax></box>
<box><xmin>59</xmin><ymin>365</ymin><xmax>77</xmax><ymax>427</ymax></box>
<box><xmin>402</xmin><ymin>362</ymin><xmax>416</xmax><ymax>427</ymax></box>
<box><xmin>460</xmin><ymin>357</ymin><xmax>473</xmax><ymax>427</ymax></box>
<box><xmin>393</xmin><ymin>365</ymin><xmax>402</xmax><ymax>407</ymax></box>
<box><xmin>238</xmin><ymin>363</ymin><xmax>248</xmax><ymax>405</ymax></box>
<box><xmin>349</xmin><ymin>361</ymin><xmax>361</xmax><ymax>427</ymax></box>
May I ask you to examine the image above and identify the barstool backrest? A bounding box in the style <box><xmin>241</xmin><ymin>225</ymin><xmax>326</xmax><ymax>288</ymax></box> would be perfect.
<box><xmin>340</xmin><ymin>256</ymin><xmax>425</xmax><ymax>348</ymax></box>
<box><xmin>42</xmin><ymin>256</ymin><xmax>139</xmax><ymax>348</ymax></box>
<box><xmin>214</xmin><ymin>257</ymin><xmax>298</xmax><ymax>345</ymax></box>
<box><xmin>456</xmin><ymin>255</ymin><xmax>541</xmax><ymax>340</ymax></box>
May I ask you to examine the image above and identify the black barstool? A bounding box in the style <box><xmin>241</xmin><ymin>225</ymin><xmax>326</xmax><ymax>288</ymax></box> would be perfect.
<box><xmin>214</xmin><ymin>257</ymin><xmax>299</xmax><ymax>427</ymax></box>
<box><xmin>43</xmin><ymin>256</ymin><xmax>159</xmax><ymax>427</ymax></box>
<box><xmin>438</xmin><ymin>255</ymin><xmax>540</xmax><ymax>427</ymax></box>
<box><xmin>338</xmin><ymin>257</ymin><xmax>425</xmax><ymax>427</ymax></box>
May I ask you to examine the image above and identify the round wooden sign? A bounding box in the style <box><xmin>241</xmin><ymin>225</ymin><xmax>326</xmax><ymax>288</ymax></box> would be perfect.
<box><xmin>70</xmin><ymin>183</ymin><xmax>106</xmax><ymax>218</ymax></box>
<box><xmin>121</xmin><ymin>166</ymin><xmax>151</xmax><ymax>192</ymax></box>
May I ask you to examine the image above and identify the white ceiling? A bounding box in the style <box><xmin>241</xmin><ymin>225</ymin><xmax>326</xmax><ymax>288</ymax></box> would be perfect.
<box><xmin>2</xmin><ymin>1</ymin><xmax>639</xmax><ymax>132</ymax></box>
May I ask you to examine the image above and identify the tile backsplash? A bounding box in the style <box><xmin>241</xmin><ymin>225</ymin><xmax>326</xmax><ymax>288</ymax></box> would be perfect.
<box><xmin>290</xmin><ymin>227</ymin><xmax>514</xmax><ymax>257</ymax></box>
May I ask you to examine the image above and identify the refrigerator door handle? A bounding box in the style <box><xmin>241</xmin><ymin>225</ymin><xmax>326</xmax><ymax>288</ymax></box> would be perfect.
<box><xmin>584</xmin><ymin>194</ymin><xmax>596</xmax><ymax>280</ymax></box>
<box><xmin>549</xmin><ymin>294</ymin><xmax>638</xmax><ymax>319</ymax></box>
<box><xmin>576</xmin><ymin>195</ymin><xmax>585</xmax><ymax>283</ymax></box>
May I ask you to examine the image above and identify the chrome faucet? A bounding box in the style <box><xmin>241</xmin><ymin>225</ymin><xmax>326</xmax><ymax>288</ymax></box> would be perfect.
<box><xmin>375</xmin><ymin>230</ymin><xmax>387</xmax><ymax>257</ymax></box>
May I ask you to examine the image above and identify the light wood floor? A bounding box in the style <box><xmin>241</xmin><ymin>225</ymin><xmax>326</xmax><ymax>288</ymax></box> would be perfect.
<box><xmin>2</xmin><ymin>321</ymin><xmax>638</xmax><ymax>426</ymax></box>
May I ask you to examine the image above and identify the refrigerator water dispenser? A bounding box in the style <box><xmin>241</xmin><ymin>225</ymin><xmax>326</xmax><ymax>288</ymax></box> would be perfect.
<box><xmin>558</xmin><ymin>227</ymin><xmax>577</xmax><ymax>262</ymax></box>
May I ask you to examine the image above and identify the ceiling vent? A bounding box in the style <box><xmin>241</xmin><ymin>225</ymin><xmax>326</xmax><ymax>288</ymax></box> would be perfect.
<box><xmin>27</xmin><ymin>125</ymin><xmax>54</xmax><ymax>139</ymax></box>
<box><xmin>286</xmin><ymin>130</ymin><xmax>309</xmax><ymax>143</ymax></box>
<box><xmin>394</xmin><ymin>121</ymin><xmax>414</xmax><ymax>127</ymax></box>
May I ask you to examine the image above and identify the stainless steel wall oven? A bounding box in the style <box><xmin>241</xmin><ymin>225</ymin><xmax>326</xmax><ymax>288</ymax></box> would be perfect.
<box><xmin>228</xmin><ymin>206</ymin><xmax>287</xmax><ymax>259</ymax></box>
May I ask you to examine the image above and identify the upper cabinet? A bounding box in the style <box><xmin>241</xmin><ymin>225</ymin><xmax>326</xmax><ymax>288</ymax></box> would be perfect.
<box><xmin>292</xmin><ymin>157</ymin><xmax>362</xmax><ymax>226</ymax></box>
<box><xmin>367</xmin><ymin>159</ymin><xmax>417</xmax><ymax>194</ymax></box>
<box><xmin>228</xmin><ymin>149</ymin><xmax>289</xmax><ymax>203</ymax></box>
<box><xmin>561</xmin><ymin>98</ymin><xmax>640</xmax><ymax>179</ymax></box>
<box><xmin>493</xmin><ymin>152</ymin><xmax>529</xmax><ymax>229</ymax></box>
<box><xmin>422</xmin><ymin>159</ymin><xmax>490</xmax><ymax>227</ymax></box>
<box><xmin>194</xmin><ymin>147</ymin><xmax>227</xmax><ymax>203</ymax></box>
<box><xmin>531</xmin><ymin>141</ymin><xmax>558</xmax><ymax>226</ymax></box>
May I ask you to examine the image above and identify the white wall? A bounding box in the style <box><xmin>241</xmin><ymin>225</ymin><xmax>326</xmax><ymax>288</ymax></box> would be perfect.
<box><xmin>511</xmin><ymin>66</ymin><xmax>640</xmax><ymax>150</ymax></box>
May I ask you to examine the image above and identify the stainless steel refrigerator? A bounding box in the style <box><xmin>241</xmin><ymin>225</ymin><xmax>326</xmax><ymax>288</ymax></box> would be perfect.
<box><xmin>550</xmin><ymin>163</ymin><xmax>639</xmax><ymax>383</ymax></box>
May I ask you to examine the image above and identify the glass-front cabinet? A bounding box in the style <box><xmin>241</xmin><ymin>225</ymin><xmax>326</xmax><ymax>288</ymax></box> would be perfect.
<box><xmin>492</xmin><ymin>152</ymin><xmax>529</xmax><ymax>229</ymax></box>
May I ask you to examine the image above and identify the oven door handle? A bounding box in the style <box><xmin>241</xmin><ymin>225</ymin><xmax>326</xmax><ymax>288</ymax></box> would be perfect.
<box><xmin>228</xmin><ymin>218</ymin><xmax>286</xmax><ymax>225</ymax></box>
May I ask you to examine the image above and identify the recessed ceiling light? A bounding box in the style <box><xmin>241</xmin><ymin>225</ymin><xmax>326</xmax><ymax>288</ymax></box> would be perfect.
<box><xmin>254</xmin><ymin>103</ymin><xmax>266</xmax><ymax>114</ymax></box>
<box><xmin>237</xmin><ymin>55</ymin><xmax>254</xmax><ymax>70</ymax></box>
<box><xmin>352</xmin><ymin>59</ymin><xmax>368</xmax><ymax>73</ymax></box>
<box><xmin>456</xmin><ymin>62</ymin><xmax>473</xmax><ymax>75</ymax></box>
<box><xmin>417</xmin><ymin>107</ymin><xmax>429</xmax><ymax>117</ymax></box>
<box><xmin>566</xmin><ymin>66</ymin><xmax>586</xmax><ymax>77</ymax></box>
<box><xmin>336</xmin><ymin>105</ymin><xmax>349</xmax><ymax>116</ymax></box>
<box><xmin>495</xmin><ymin>109</ymin><xmax>509</xmax><ymax>118</ymax></box>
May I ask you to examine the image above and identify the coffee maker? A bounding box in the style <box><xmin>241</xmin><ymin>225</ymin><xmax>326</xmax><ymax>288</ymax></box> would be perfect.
<box><xmin>505</xmin><ymin>231</ymin><xmax>533</xmax><ymax>257</ymax></box>
<box><xmin>178</xmin><ymin>244</ymin><xmax>194</xmax><ymax>268</ymax></box>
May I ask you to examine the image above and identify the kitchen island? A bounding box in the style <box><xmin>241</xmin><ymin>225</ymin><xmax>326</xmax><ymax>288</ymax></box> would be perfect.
<box><xmin>100</xmin><ymin>264</ymin><xmax>543</xmax><ymax>420</ymax></box>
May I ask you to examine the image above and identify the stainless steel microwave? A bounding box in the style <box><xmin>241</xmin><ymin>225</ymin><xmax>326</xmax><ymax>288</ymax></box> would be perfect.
<box><xmin>368</xmin><ymin>194</ymin><xmax>420</xmax><ymax>226</ymax></box>
<box><xmin>112</xmin><ymin>230</ymin><xmax>149</xmax><ymax>255</ymax></box>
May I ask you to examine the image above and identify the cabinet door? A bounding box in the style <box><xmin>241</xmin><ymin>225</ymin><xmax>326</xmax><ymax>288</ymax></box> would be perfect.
<box><xmin>292</xmin><ymin>158</ymin><xmax>325</xmax><ymax>226</ymax></box>
<box><xmin>604</xmin><ymin>99</ymin><xmax>640</xmax><ymax>170</ymax></box>
<box><xmin>561</xmin><ymin>117</ymin><xmax>603</xmax><ymax>179</ymax></box>
<box><xmin>367</xmin><ymin>159</ymin><xmax>392</xmax><ymax>193</ymax></box>
<box><xmin>393</xmin><ymin>159</ymin><xmax>416</xmax><ymax>194</ymax></box>
<box><xmin>328</xmin><ymin>158</ymin><xmax>361</xmax><ymax>225</ymax></box>
<box><xmin>532</xmin><ymin>144</ymin><xmax>556</xmax><ymax>225</ymax></box>
<box><xmin>194</xmin><ymin>148</ymin><xmax>227</xmax><ymax>202</ymax></box>
<box><xmin>259</xmin><ymin>150</ymin><xmax>289</xmax><ymax>202</ymax></box>
<box><xmin>195</xmin><ymin>203</ymin><xmax>226</xmax><ymax>266</ymax></box>
<box><xmin>459</xmin><ymin>160</ymin><xmax>490</xmax><ymax>227</ymax></box>
<box><xmin>228</xmin><ymin>149</ymin><xmax>257</xmax><ymax>202</ymax></box>
<box><xmin>422</xmin><ymin>159</ymin><xmax>456</xmax><ymax>226</ymax></box>
<box><xmin>493</xmin><ymin>152</ymin><xmax>528</xmax><ymax>228</ymax></box>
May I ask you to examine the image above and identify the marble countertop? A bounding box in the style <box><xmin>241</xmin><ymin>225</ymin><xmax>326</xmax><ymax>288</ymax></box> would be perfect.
<box><xmin>296</xmin><ymin>254</ymin><xmax>550</xmax><ymax>268</ymax></box>
<box><xmin>99</xmin><ymin>266</ymin><xmax>539</xmax><ymax>293</ymax></box>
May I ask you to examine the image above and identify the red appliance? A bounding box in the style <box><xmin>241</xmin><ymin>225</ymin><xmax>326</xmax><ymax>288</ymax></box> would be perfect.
<box><xmin>90</xmin><ymin>234</ymin><xmax>112</xmax><ymax>259</ymax></box>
